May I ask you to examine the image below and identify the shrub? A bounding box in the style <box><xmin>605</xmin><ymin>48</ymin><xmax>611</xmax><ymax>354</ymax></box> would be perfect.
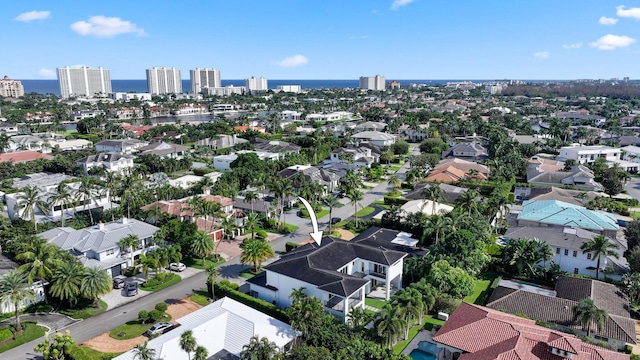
<box><xmin>432</xmin><ymin>293</ymin><xmax>461</xmax><ymax>315</ymax></box>
<box><xmin>0</xmin><ymin>327</ymin><xmax>13</xmax><ymax>341</ymax></box>
<box><xmin>299</xmin><ymin>208</ymin><xmax>310</xmax><ymax>217</ymax></box>
<box><xmin>219</xmin><ymin>280</ymin><xmax>239</xmax><ymax>290</ymax></box>
<box><xmin>383</xmin><ymin>196</ymin><xmax>409</xmax><ymax>206</ymax></box>
<box><xmin>148</xmin><ymin>310</ymin><xmax>163</xmax><ymax>323</ymax></box>
<box><xmin>193</xmin><ymin>168</ymin><xmax>212</xmax><ymax>176</ymax></box>
<box><xmin>285</xmin><ymin>242</ymin><xmax>301</xmax><ymax>252</ymax></box>
<box><xmin>214</xmin><ymin>282</ymin><xmax>288</xmax><ymax>322</ymax></box>
<box><xmin>138</xmin><ymin>310</ymin><xmax>149</xmax><ymax>324</ymax></box>
<box><xmin>255</xmin><ymin>230</ymin><xmax>268</xmax><ymax>240</ymax></box>
<box><xmin>154</xmin><ymin>302</ymin><xmax>168</xmax><ymax>312</ymax></box>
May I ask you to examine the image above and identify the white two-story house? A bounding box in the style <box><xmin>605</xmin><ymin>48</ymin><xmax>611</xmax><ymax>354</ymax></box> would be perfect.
<box><xmin>504</xmin><ymin>226</ymin><xmax>628</xmax><ymax>280</ymax></box>
<box><xmin>38</xmin><ymin>217</ymin><xmax>160</xmax><ymax>277</ymax></box>
<box><xmin>77</xmin><ymin>152</ymin><xmax>136</xmax><ymax>174</ymax></box>
<box><xmin>248</xmin><ymin>227</ymin><xmax>424</xmax><ymax>322</ymax></box>
<box><xmin>558</xmin><ymin>145</ymin><xmax>621</xmax><ymax>165</ymax></box>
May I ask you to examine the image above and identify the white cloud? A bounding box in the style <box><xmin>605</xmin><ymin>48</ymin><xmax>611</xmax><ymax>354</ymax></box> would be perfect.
<box><xmin>562</xmin><ymin>43</ymin><xmax>583</xmax><ymax>49</ymax></box>
<box><xmin>70</xmin><ymin>15</ymin><xmax>146</xmax><ymax>38</ymax></box>
<box><xmin>274</xmin><ymin>54</ymin><xmax>309</xmax><ymax>68</ymax></box>
<box><xmin>390</xmin><ymin>0</ymin><xmax>415</xmax><ymax>10</ymax></box>
<box><xmin>38</xmin><ymin>68</ymin><xmax>55</xmax><ymax>79</ymax></box>
<box><xmin>533</xmin><ymin>51</ymin><xmax>549</xmax><ymax>59</ymax></box>
<box><xmin>15</xmin><ymin>10</ymin><xmax>51</xmax><ymax>22</ymax></box>
<box><xmin>589</xmin><ymin>34</ymin><xmax>636</xmax><ymax>50</ymax></box>
<box><xmin>349</xmin><ymin>35</ymin><xmax>369</xmax><ymax>40</ymax></box>
<box><xmin>617</xmin><ymin>5</ymin><xmax>640</xmax><ymax>19</ymax></box>
<box><xmin>599</xmin><ymin>16</ymin><xmax>618</xmax><ymax>25</ymax></box>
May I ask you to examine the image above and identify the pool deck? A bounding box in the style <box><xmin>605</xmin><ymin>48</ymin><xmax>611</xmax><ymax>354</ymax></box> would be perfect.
<box><xmin>402</xmin><ymin>328</ymin><xmax>436</xmax><ymax>356</ymax></box>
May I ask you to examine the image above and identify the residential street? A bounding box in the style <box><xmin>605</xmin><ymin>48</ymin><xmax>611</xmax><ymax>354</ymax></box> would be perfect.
<box><xmin>4</xmin><ymin>160</ymin><xmax>411</xmax><ymax>360</ymax></box>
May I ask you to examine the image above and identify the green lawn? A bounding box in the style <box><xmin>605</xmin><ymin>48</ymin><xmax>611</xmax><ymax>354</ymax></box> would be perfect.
<box><xmin>355</xmin><ymin>206</ymin><xmax>375</xmax><ymax>217</ymax></box>
<box><xmin>59</xmin><ymin>299</ymin><xmax>108</xmax><ymax>320</ymax></box>
<box><xmin>0</xmin><ymin>323</ymin><xmax>47</xmax><ymax>353</ymax></box>
<box><xmin>393</xmin><ymin>316</ymin><xmax>445</xmax><ymax>355</ymax></box>
<box><xmin>239</xmin><ymin>269</ymin><xmax>263</xmax><ymax>279</ymax></box>
<box><xmin>140</xmin><ymin>273</ymin><xmax>181</xmax><ymax>292</ymax></box>
<box><xmin>276</xmin><ymin>223</ymin><xmax>299</xmax><ymax>234</ymax></box>
<box><xmin>183</xmin><ymin>257</ymin><xmax>226</xmax><ymax>270</ymax></box>
<box><xmin>109</xmin><ymin>314</ymin><xmax>171</xmax><ymax>340</ymax></box>
<box><xmin>70</xmin><ymin>345</ymin><xmax>121</xmax><ymax>360</ymax></box>
<box><xmin>464</xmin><ymin>272</ymin><xmax>500</xmax><ymax>305</ymax></box>
<box><xmin>301</xmin><ymin>209</ymin><xmax>329</xmax><ymax>219</ymax></box>
<box><xmin>365</xmin><ymin>297</ymin><xmax>387</xmax><ymax>309</ymax></box>
<box><xmin>190</xmin><ymin>291</ymin><xmax>210</xmax><ymax>306</ymax></box>
<box><xmin>387</xmin><ymin>165</ymin><xmax>402</xmax><ymax>172</ymax></box>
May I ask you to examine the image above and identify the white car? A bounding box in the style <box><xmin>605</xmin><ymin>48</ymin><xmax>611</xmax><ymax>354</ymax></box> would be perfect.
<box><xmin>147</xmin><ymin>322</ymin><xmax>173</xmax><ymax>335</ymax></box>
<box><xmin>169</xmin><ymin>262</ymin><xmax>186</xmax><ymax>272</ymax></box>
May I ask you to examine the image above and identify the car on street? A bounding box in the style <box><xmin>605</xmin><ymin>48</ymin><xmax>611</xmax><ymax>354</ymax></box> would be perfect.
<box><xmin>125</xmin><ymin>282</ymin><xmax>138</xmax><ymax>296</ymax></box>
<box><xmin>331</xmin><ymin>217</ymin><xmax>342</xmax><ymax>224</ymax></box>
<box><xmin>147</xmin><ymin>322</ymin><xmax>174</xmax><ymax>336</ymax></box>
<box><xmin>113</xmin><ymin>278</ymin><xmax>125</xmax><ymax>289</ymax></box>
<box><xmin>169</xmin><ymin>262</ymin><xmax>186</xmax><ymax>272</ymax></box>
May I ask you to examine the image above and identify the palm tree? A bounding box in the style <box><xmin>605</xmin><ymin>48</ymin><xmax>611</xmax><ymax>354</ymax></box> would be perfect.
<box><xmin>193</xmin><ymin>346</ymin><xmax>208</xmax><ymax>360</ymax></box>
<box><xmin>119</xmin><ymin>234</ymin><xmax>140</xmax><ymax>267</ymax></box>
<box><xmin>244</xmin><ymin>190</ymin><xmax>258</xmax><ymax>213</ymax></box>
<box><xmin>240</xmin><ymin>238</ymin><xmax>275</xmax><ymax>272</ymax></box>
<box><xmin>572</xmin><ymin>298</ymin><xmax>608</xmax><ymax>337</ymax></box>
<box><xmin>244</xmin><ymin>212</ymin><xmax>260</xmax><ymax>239</ymax></box>
<box><xmin>455</xmin><ymin>189</ymin><xmax>479</xmax><ymax>216</ymax></box>
<box><xmin>132</xmin><ymin>341</ymin><xmax>157</xmax><ymax>360</ymax></box>
<box><xmin>48</xmin><ymin>182</ymin><xmax>74</xmax><ymax>226</ymax></box>
<box><xmin>580</xmin><ymin>235</ymin><xmax>620</xmax><ymax>280</ymax></box>
<box><xmin>396</xmin><ymin>288</ymin><xmax>424</xmax><ymax>339</ymax></box>
<box><xmin>15</xmin><ymin>186</ymin><xmax>50</xmax><ymax>231</ymax></box>
<box><xmin>421</xmin><ymin>185</ymin><xmax>445</xmax><ymax>216</ymax></box>
<box><xmin>240</xmin><ymin>335</ymin><xmax>278</xmax><ymax>360</ymax></box>
<box><xmin>422</xmin><ymin>215</ymin><xmax>452</xmax><ymax>246</ymax></box>
<box><xmin>289</xmin><ymin>287</ymin><xmax>307</xmax><ymax>305</ymax></box>
<box><xmin>81</xmin><ymin>266</ymin><xmax>112</xmax><ymax>305</ymax></box>
<box><xmin>190</xmin><ymin>230</ymin><xmax>215</xmax><ymax>265</ymax></box>
<box><xmin>377</xmin><ymin>304</ymin><xmax>406</xmax><ymax>349</ymax></box>
<box><xmin>0</xmin><ymin>270</ymin><xmax>35</xmax><ymax>331</ymax></box>
<box><xmin>346</xmin><ymin>189</ymin><xmax>364</xmax><ymax>228</ymax></box>
<box><xmin>221</xmin><ymin>217</ymin><xmax>237</xmax><ymax>240</ymax></box>
<box><xmin>205</xmin><ymin>262</ymin><xmax>218</xmax><ymax>299</ymax></box>
<box><xmin>388</xmin><ymin>174</ymin><xmax>402</xmax><ymax>191</ymax></box>
<box><xmin>180</xmin><ymin>330</ymin><xmax>197</xmax><ymax>360</ymax></box>
<box><xmin>322</xmin><ymin>195</ymin><xmax>341</xmax><ymax>234</ymax></box>
<box><xmin>50</xmin><ymin>262</ymin><xmax>83</xmax><ymax>308</ymax></box>
<box><xmin>118</xmin><ymin>172</ymin><xmax>143</xmax><ymax>218</ymax></box>
<box><xmin>16</xmin><ymin>241</ymin><xmax>63</xmax><ymax>282</ymax></box>
<box><xmin>74</xmin><ymin>176</ymin><xmax>99</xmax><ymax>225</ymax></box>
<box><xmin>102</xmin><ymin>170</ymin><xmax>121</xmax><ymax>221</ymax></box>
<box><xmin>287</xmin><ymin>296</ymin><xmax>324</xmax><ymax>341</ymax></box>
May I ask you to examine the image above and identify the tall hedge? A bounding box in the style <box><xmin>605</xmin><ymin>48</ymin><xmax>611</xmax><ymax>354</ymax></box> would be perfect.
<box><xmin>213</xmin><ymin>282</ymin><xmax>289</xmax><ymax>323</ymax></box>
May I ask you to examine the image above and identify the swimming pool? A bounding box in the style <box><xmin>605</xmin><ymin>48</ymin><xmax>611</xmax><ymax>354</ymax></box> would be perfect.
<box><xmin>409</xmin><ymin>341</ymin><xmax>438</xmax><ymax>360</ymax></box>
<box><xmin>410</xmin><ymin>349</ymin><xmax>436</xmax><ymax>360</ymax></box>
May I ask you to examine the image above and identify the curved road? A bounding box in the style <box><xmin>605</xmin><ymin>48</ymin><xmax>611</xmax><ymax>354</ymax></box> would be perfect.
<box><xmin>5</xmin><ymin>160</ymin><xmax>411</xmax><ymax>360</ymax></box>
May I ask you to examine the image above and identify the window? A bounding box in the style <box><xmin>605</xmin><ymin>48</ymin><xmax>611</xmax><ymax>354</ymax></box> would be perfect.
<box><xmin>573</xmin><ymin>251</ymin><xmax>577</xmax><ymax>257</ymax></box>
<box><xmin>574</xmin><ymin>268</ymin><xmax>579</xmax><ymax>274</ymax></box>
<box><xmin>106</xmin><ymin>248</ymin><xmax>115</xmax><ymax>256</ymax></box>
<box><xmin>556</xmin><ymin>247</ymin><xmax>560</xmax><ymax>254</ymax></box>
<box><xmin>564</xmin><ymin>249</ymin><xmax>569</xmax><ymax>256</ymax></box>
<box><xmin>587</xmin><ymin>253</ymin><xmax>592</xmax><ymax>260</ymax></box>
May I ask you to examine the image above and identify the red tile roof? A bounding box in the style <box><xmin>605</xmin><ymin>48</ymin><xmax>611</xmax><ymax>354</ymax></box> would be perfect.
<box><xmin>433</xmin><ymin>302</ymin><xmax>629</xmax><ymax>360</ymax></box>
<box><xmin>0</xmin><ymin>151</ymin><xmax>53</xmax><ymax>163</ymax></box>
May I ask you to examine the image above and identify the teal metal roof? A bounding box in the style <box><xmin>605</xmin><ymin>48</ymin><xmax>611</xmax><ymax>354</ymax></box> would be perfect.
<box><xmin>517</xmin><ymin>200</ymin><xmax>619</xmax><ymax>231</ymax></box>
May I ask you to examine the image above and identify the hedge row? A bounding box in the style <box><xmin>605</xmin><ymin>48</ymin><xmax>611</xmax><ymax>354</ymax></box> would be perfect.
<box><xmin>214</xmin><ymin>282</ymin><xmax>289</xmax><ymax>323</ymax></box>
<box><xmin>383</xmin><ymin>196</ymin><xmax>410</xmax><ymax>206</ymax></box>
<box><xmin>285</xmin><ymin>242</ymin><xmax>301</xmax><ymax>252</ymax></box>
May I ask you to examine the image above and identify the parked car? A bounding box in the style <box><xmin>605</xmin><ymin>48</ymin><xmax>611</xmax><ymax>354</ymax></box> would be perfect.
<box><xmin>331</xmin><ymin>217</ymin><xmax>342</xmax><ymax>224</ymax></box>
<box><xmin>147</xmin><ymin>322</ymin><xmax>173</xmax><ymax>335</ymax></box>
<box><xmin>113</xmin><ymin>278</ymin><xmax>125</xmax><ymax>289</ymax></box>
<box><xmin>496</xmin><ymin>236</ymin><xmax>508</xmax><ymax>246</ymax></box>
<box><xmin>126</xmin><ymin>282</ymin><xmax>138</xmax><ymax>296</ymax></box>
<box><xmin>169</xmin><ymin>262</ymin><xmax>186</xmax><ymax>272</ymax></box>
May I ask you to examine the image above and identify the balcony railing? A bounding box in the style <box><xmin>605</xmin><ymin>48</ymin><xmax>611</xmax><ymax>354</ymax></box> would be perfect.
<box><xmin>324</xmin><ymin>297</ymin><xmax>362</xmax><ymax>312</ymax></box>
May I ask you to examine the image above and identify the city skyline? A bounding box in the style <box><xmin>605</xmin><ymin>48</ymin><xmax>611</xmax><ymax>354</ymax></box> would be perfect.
<box><xmin>5</xmin><ymin>1</ymin><xmax>640</xmax><ymax>80</ymax></box>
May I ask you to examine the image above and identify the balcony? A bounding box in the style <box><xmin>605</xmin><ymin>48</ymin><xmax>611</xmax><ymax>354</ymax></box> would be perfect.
<box><xmin>324</xmin><ymin>297</ymin><xmax>362</xmax><ymax>313</ymax></box>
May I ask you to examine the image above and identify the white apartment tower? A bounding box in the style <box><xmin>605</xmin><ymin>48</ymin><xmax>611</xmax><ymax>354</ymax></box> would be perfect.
<box><xmin>146</xmin><ymin>67</ymin><xmax>182</xmax><ymax>95</ymax></box>
<box><xmin>190</xmin><ymin>68</ymin><xmax>221</xmax><ymax>93</ymax></box>
<box><xmin>57</xmin><ymin>66</ymin><xmax>112</xmax><ymax>98</ymax></box>
<box><xmin>359</xmin><ymin>75</ymin><xmax>386</xmax><ymax>90</ymax></box>
<box><xmin>0</xmin><ymin>76</ymin><xmax>24</xmax><ymax>98</ymax></box>
<box><xmin>245</xmin><ymin>76</ymin><xmax>268</xmax><ymax>93</ymax></box>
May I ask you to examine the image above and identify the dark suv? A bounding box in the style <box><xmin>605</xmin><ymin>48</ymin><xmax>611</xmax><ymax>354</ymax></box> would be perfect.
<box><xmin>126</xmin><ymin>282</ymin><xmax>138</xmax><ymax>296</ymax></box>
<box><xmin>113</xmin><ymin>278</ymin><xmax>125</xmax><ymax>289</ymax></box>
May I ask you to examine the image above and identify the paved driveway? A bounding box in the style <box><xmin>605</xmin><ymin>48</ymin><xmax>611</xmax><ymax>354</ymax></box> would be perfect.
<box><xmin>0</xmin><ymin>313</ymin><xmax>79</xmax><ymax>333</ymax></box>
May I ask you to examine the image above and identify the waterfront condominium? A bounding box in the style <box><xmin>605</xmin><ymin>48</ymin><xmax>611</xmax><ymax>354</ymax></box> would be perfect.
<box><xmin>0</xmin><ymin>76</ymin><xmax>24</xmax><ymax>98</ymax></box>
<box><xmin>190</xmin><ymin>68</ymin><xmax>221</xmax><ymax>93</ymax></box>
<box><xmin>146</xmin><ymin>67</ymin><xmax>182</xmax><ymax>95</ymax></box>
<box><xmin>245</xmin><ymin>76</ymin><xmax>268</xmax><ymax>94</ymax></box>
<box><xmin>57</xmin><ymin>66</ymin><xmax>112</xmax><ymax>98</ymax></box>
<box><xmin>359</xmin><ymin>75</ymin><xmax>386</xmax><ymax>90</ymax></box>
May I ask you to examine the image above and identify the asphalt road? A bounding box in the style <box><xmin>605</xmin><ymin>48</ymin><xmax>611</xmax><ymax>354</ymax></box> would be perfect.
<box><xmin>625</xmin><ymin>177</ymin><xmax>640</xmax><ymax>201</ymax></box>
<box><xmin>5</xmin><ymin>160</ymin><xmax>411</xmax><ymax>360</ymax></box>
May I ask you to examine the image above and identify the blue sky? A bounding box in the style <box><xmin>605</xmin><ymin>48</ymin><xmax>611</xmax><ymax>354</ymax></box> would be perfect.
<box><xmin>5</xmin><ymin>1</ymin><xmax>640</xmax><ymax>80</ymax></box>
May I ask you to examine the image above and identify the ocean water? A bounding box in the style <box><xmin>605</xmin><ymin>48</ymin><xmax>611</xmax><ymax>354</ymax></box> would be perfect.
<box><xmin>21</xmin><ymin>79</ymin><xmax>496</xmax><ymax>96</ymax></box>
